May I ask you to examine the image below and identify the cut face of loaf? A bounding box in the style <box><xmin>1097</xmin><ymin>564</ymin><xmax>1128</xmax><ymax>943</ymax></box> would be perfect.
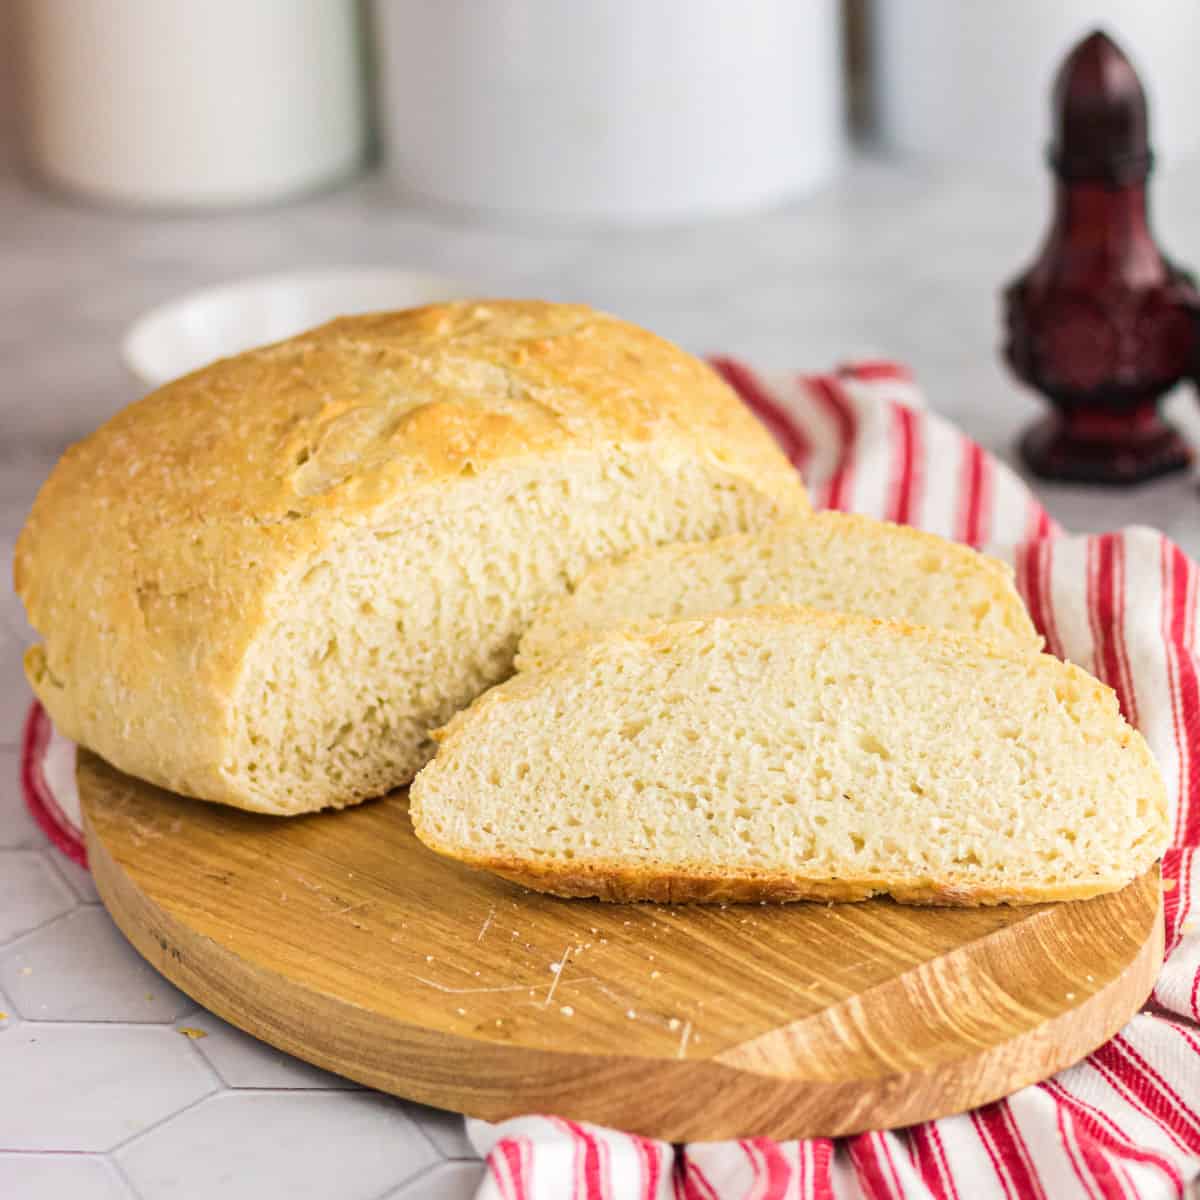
<box><xmin>15</xmin><ymin>301</ymin><xmax>807</xmax><ymax>815</ymax></box>
<box><xmin>228</xmin><ymin>453</ymin><xmax>794</xmax><ymax>812</ymax></box>
<box><xmin>517</xmin><ymin>512</ymin><xmax>1041</xmax><ymax>671</ymax></box>
<box><xmin>412</xmin><ymin>607</ymin><xmax>1168</xmax><ymax>905</ymax></box>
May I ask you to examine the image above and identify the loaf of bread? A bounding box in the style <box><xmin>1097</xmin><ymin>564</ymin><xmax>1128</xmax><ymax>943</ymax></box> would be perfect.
<box><xmin>517</xmin><ymin>512</ymin><xmax>1041</xmax><ymax>670</ymax></box>
<box><xmin>412</xmin><ymin>606</ymin><xmax>1167</xmax><ymax>905</ymax></box>
<box><xmin>14</xmin><ymin>301</ymin><xmax>808</xmax><ymax>815</ymax></box>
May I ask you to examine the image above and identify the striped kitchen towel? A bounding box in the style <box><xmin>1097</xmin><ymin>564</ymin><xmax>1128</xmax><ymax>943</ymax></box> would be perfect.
<box><xmin>23</xmin><ymin>360</ymin><xmax>1200</xmax><ymax>1199</ymax></box>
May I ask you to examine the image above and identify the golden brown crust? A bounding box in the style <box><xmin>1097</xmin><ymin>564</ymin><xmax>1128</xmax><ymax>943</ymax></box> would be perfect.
<box><xmin>17</xmin><ymin>301</ymin><xmax>803</xmax><ymax>546</ymax></box>
<box><xmin>424</xmin><ymin>845</ymin><xmax>1140</xmax><ymax>907</ymax></box>
<box><xmin>15</xmin><ymin>301</ymin><xmax>807</xmax><ymax>808</ymax></box>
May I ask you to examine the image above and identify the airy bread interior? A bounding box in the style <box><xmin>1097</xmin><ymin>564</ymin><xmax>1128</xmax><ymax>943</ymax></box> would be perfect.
<box><xmin>518</xmin><ymin>512</ymin><xmax>1041</xmax><ymax>670</ymax></box>
<box><xmin>229</xmin><ymin>450</ymin><xmax>791</xmax><ymax>813</ymax></box>
<box><xmin>412</xmin><ymin>606</ymin><xmax>1167</xmax><ymax>905</ymax></box>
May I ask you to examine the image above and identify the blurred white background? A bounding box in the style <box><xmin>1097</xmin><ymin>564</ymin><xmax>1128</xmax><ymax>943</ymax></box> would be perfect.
<box><xmin>3</xmin><ymin>0</ymin><xmax>1200</xmax><ymax>550</ymax></box>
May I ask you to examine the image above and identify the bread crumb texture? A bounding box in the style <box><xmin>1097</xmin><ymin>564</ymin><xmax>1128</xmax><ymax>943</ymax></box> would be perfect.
<box><xmin>15</xmin><ymin>301</ymin><xmax>807</xmax><ymax>813</ymax></box>
<box><xmin>518</xmin><ymin>511</ymin><xmax>1041</xmax><ymax>670</ymax></box>
<box><xmin>412</xmin><ymin>607</ymin><xmax>1168</xmax><ymax>905</ymax></box>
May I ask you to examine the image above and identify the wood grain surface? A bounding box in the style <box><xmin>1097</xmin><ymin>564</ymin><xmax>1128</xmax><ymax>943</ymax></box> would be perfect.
<box><xmin>80</xmin><ymin>750</ymin><xmax>1164</xmax><ymax>1141</ymax></box>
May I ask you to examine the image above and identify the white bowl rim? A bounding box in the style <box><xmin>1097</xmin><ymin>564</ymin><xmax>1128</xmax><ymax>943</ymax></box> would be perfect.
<box><xmin>121</xmin><ymin>266</ymin><xmax>485</xmax><ymax>388</ymax></box>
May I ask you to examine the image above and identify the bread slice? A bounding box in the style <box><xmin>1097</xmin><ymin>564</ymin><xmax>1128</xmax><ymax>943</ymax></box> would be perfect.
<box><xmin>15</xmin><ymin>301</ymin><xmax>807</xmax><ymax>815</ymax></box>
<box><xmin>517</xmin><ymin>512</ymin><xmax>1040</xmax><ymax>671</ymax></box>
<box><xmin>412</xmin><ymin>606</ymin><xmax>1167</xmax><ymax>905</ymax></box>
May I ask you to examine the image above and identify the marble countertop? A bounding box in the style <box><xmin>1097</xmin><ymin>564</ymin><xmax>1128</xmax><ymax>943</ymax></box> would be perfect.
<box><xmin>3</xmin><ymin>155</ymin><xmax>1200</xmax><ymax>1199</ymax></box>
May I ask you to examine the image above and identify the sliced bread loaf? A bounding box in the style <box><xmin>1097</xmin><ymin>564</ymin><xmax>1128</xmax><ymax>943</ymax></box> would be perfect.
<box><xmin>15</xmin><ymin>301</ymin><xmax>807</xmax><ymax>815</ymax></box>
<box><xmin>517</xmin><ymin>512</ymin><xmax>1040</xmax><ymax>671</ymax></box>
<box><xmin>412</xmin><ymin>606</ymin><xmax>1167</xmax><ymax>905</ymax></box>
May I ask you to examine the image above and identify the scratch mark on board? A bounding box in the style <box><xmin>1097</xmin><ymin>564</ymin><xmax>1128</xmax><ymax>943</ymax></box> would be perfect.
<box><xmin>677</xmin><ymin>1020</ymin><xmax>693</xmax><ymax>1059</ymax></box>
<box><xmin>409</xmin><ymin>976</ymin><xmax>535</xmax><ymax>997</ymax></box>
<box><xmin>543</xmin><ymin>946</ymin><xmax>571</xmax><ymax>1008</ymax></box>
<box><xmin>476</xmin><ymin>906</ymin><xmax>496</xmax><ymax>944</ymax></box>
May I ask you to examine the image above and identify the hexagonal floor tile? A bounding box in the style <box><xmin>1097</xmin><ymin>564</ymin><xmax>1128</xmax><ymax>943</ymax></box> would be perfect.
<box><xmin>406</xmin><ymin>1103</ymin><xmax>476</xmax><ymax>1160</ymax></box>
<box><xmin>2</xmin><ymin>1023</ymin><xmax>216</xmax><ymax>1151</ymax></box>
<box><xmin>0</xmin><ymin>907</ymin><xmax>192</xmax><ymax>1021</ymax></box>
<box><xmin>0</xmin><ymin>850</ymin><xmax>75</xmax><ymax>944</ymax></box>
<box><xmin>117</xmin><ymin>1091</ymin><xmax>439</xmax><ymax>1200</ymax></box>
<box><xmin>0</xmin><ymin>1153</ymin><xmax>132</xmax><ymax>1199</ymax></box>
<box><xmin>46</xmin><ymin>850</ymin><xmax>101</xmax><ymax>904</ymax></box>
<box><xmin>0</xmin><ymin>746</ymin><xmax>44</xmax><ymax>849</ymax></box>
<box><xmin>382</xmin><ymin>1160</ymin><xmax>486</xmax><ymax>1200</ymax></box>
<box><xmin>173</xmin><ymin>1011</ymin><xmax>360</xmax><ymax>1089</ymax></box>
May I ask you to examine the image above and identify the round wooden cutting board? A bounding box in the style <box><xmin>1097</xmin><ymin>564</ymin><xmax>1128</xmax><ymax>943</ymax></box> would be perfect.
<box><xmin>80</xmin><ymin>750</ymin><xmax>1163</xmax><ymax>1142</ymax></box>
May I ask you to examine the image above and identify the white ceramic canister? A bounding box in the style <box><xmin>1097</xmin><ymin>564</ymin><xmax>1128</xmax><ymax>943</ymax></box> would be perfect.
<box><xmin>871</xmin><ymin>0</ymin><xmax>1200</xmax><ymax>171</ymax></box>
<box><xmin>17</xmin><ymin>0</ymin><xmax>366</xmax><ymax>208</ymax></box>
<box><xmin>371</xmin><ymin>0</ymin><xmax>845</xmax><ymax>224</ymax></box>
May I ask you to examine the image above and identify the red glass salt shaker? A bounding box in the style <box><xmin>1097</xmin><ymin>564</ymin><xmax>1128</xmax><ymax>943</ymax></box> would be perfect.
<box><xmin>1004</xmin><ymin>31</ymin><xmax>1199</xmax><ymax>485</ymax></box>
